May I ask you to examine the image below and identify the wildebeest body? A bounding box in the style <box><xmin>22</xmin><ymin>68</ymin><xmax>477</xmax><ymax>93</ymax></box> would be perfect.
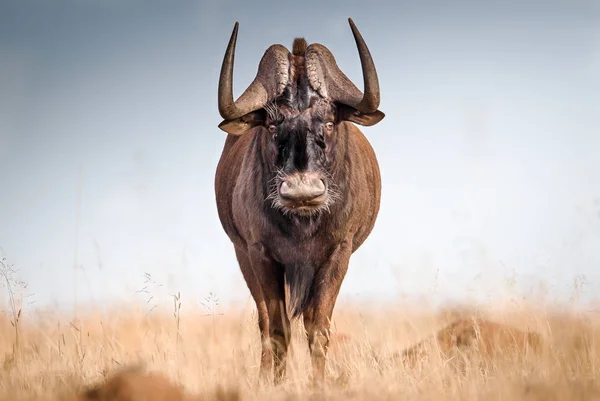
<box><xmin>215</xmin><ymin>118</ymin><xmax>381</xmax><ymax>307</ymax></box>
<box><xmin>214</xmin><ymin>19</ymin><xmax>385</xmax><ymax>384</ymax></box>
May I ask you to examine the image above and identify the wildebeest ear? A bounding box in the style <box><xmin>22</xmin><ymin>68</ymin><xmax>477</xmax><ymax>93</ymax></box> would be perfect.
<box><xmin>338</xmin><ymin>105</ymin><xmax>385</xmax><ymax>127</ymax></box>
<box><xmin>218</xmin><ymin>110</ymin><xmax>266</xmax><ymax>135</ymax></box>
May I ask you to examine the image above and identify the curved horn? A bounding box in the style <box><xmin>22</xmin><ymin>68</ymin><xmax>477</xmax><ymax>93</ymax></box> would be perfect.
<box><xmin>348</xmin><ymin>18</ymin><xmax>380</xmax><ymax>113</ymax></box>
<box><xmin>305</xmin><ymin>18</ymin><xmax>380</xmax><ymax>113</ymax></box>
<box><xmin>218</xmin><ymin>22</ymin><xmax>291</xmax><ymax>120</ymax></box>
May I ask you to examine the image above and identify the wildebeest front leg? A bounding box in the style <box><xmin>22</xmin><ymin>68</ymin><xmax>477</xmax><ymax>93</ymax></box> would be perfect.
<box><xmin>248</xmin><ymin>243</ymin><xmax>290</xmax><ymax>385</ymax></box>
<box><xmin>234</xmin><ymin>247</ymin><xmax>272</xmax><ymax>384</ymax></box>
<box><xmin>303</xmin><ymin>240</ymin><xmax>353</xmax><ymax>385</ymax></box>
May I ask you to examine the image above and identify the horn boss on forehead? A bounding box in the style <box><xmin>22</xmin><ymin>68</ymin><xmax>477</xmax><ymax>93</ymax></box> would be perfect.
<box><xmin>217</xmin><ymin>18</ymin><xmax>384</xmax><ymax>135</ymax></box>
<box><xmin>217</xmin><ymin>22</ymin><xmax>291</xmax><ymax>122</ymax></box>
<box><xmin>305</xmin><ymin>18</ymin><xmax>380</xmax><ymax>114</ymax></box>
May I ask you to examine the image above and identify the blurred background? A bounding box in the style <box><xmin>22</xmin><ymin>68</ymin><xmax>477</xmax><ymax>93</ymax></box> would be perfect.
<box><xmin>1</xmin><ymin>0</ymin><xmax>599</xmax><ymax>312</ymax></box>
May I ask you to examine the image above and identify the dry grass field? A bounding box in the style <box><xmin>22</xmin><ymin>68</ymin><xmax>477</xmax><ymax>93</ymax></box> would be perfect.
<box><xmin>1</xmin><ymin>293</ymin><xmax>600</xmax><ymax>401</ymax></box>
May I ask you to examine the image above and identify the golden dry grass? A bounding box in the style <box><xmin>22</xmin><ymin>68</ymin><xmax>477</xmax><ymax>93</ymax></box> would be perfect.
<box><xmin>398</xmin><ymin>316</ymin><xmax>544</xmax><ymax>369</ymax></box>
<box><xmin>54</xmin><ymin>366</ymin><xmax>240</xmax><ymax>401</ymax></box>
<box><xmin>1</xmin><ymin>300</ymin><xmax>600</xmax><ymax>401</ymax></box>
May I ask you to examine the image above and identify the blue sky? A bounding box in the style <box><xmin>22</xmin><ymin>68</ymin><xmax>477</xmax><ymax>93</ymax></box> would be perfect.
<box><xmin>1</xmin><ymin>0</ymin><xmax>599</xmax><ymax>312</ymax></box>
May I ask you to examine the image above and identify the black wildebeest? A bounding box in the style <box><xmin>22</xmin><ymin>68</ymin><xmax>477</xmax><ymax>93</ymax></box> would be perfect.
<box><xmin>214</xmin><ymin>18</ymin><xmax>384</xmax><ymax>385</ymax></box>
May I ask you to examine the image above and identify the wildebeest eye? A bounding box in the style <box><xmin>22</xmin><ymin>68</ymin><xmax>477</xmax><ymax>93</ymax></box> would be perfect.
<box><xmin>325</xmin><ymin>122</ymin><xmax>334</xmax><ymax>133</ymax></box>
<box><xmin>268</xmin><ymin>124</ymin><xmax>277</xmax><ymax>136</ymax></box>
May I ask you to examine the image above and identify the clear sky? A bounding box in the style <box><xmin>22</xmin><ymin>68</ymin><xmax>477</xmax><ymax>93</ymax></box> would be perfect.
<box><xmin>1</xmin><ymin>0</ymin><xmax>599</xmax><ymax>312</ymax></box>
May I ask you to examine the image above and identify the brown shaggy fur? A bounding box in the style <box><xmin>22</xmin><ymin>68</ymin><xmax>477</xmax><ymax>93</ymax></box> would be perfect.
<box><xmin>61</xmin><ymin>367</ymin><xmax>239</xmax><ymax>401</ymax></box>
<box><xmin>292</xmin><ymin>37</ymin><xmax>307</xmax><ymax>56</ymax></box>
<box><xmin>399</xmin><ymin>318</ymin><xmax>543</xmax><ymax>367</ymax></box>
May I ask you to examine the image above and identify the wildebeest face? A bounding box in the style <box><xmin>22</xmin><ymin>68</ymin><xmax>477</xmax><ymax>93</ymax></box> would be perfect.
<box><xmin>264</xmin><ymin>98</ymin><xmax>338</xmax><ymax>216</ymax></box>
<box><xmin>221</xmin><ymin>95</ymin><xmax>383</xmax><ymax>217</ymax></box>
<box><xmin>216</xmin><ymin>20</ymin><xmax>386</xmax><ymax>217</ymax></box>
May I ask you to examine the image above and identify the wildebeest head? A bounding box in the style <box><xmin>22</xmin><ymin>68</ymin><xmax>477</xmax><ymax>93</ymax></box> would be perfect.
<box><xmin>217</xmin><ymin>19</ymin><xmax>385</xmax><ymax>216</ymax></box>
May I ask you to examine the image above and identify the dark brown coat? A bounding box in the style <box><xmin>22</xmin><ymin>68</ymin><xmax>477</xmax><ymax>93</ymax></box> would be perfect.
<box><xmin>214</xmin><ymin>19</ymin><xmax>385</xmax><ymax>385</ymax></box>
